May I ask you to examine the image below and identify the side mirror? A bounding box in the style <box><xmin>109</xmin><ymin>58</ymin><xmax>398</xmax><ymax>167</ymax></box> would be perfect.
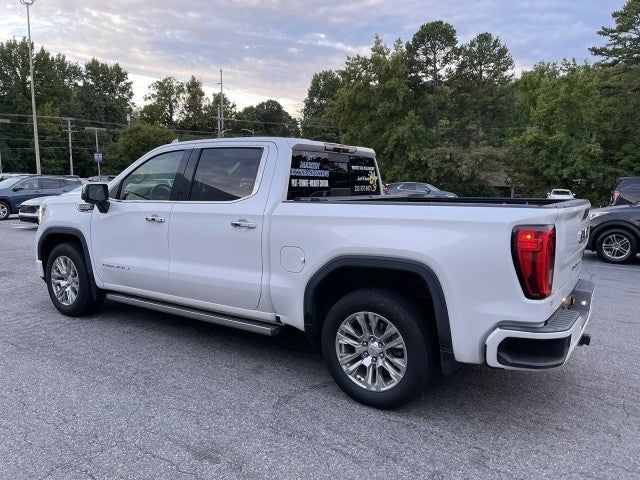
<box><xmin>12</xmin><ymin>186</ymin><xmax>24</xmax><ymax>192</ymax></box>
<box><xmin>81</xmin><ymin>183</ymin><xmax>110</xmax><ymax>213</ymax></box>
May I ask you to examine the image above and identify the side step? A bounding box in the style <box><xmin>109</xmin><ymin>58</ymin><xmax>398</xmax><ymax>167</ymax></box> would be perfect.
<box><xmin>105</xmin><ymin>293</ymin><xmax>282</xmax><ymax>336</ymax></box>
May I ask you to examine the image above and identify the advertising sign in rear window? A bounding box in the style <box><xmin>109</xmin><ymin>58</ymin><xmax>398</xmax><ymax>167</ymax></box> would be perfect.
<box><xmin>288</xmin><ymin>150</ymin><xmax>380</xmax><ymax>199</ymax></box>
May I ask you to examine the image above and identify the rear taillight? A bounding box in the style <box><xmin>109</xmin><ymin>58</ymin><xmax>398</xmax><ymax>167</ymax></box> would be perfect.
<box><xmin>512</xmin><ymin>225</ymin><xmax>556</xmax><ymax>299</ymax></box>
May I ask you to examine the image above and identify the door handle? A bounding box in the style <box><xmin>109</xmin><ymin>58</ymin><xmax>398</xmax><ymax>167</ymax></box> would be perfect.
<box><xmin>231</xmin><ymin>219</ymin><xmax>257</xmax><ymax>229</ymax></box>
<box><xmin>145</xmin><ymin>215</ymin><xmax>165</xmax><ymax>223</ymax></box>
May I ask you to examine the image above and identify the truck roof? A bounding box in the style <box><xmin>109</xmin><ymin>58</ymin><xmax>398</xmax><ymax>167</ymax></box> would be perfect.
<box><xmin>163</xmin><ymin>137</ymin><xmax>376</xmax><ymax>158</ymax></box>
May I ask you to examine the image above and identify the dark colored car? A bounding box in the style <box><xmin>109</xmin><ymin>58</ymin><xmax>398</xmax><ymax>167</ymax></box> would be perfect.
<box><xmin>588</xmin><ymin>202</ymin><xmax>640</xmax><ymax>263</ymax></box>
<box><xmin>0</xmin><ymin>175</ymin><xmax>83</xmax><ymax>220</ymax></box>
<box><xmin>610</xmin><ymin>177</ymin><xmax>640</xmax><ymax>206</ymax></box>
<box><xmin>387</xmin><ymin>182</ymin><xmax>457</xmax><ymax>198</ymax></box>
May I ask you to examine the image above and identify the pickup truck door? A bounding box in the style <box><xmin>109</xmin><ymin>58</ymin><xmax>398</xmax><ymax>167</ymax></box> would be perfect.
<box><xmin>168</xmin><ymin>144</ymin><xmax>274</xmax><ymax>311</ymax></box>
<box><xmin>90</xmin><ymin>148</ymin><xmax>189</xmax><ymax>295</ymax></box>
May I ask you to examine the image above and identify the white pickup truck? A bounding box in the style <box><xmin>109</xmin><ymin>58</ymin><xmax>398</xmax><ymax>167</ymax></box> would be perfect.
<box><xmin>35</xmin><ymin>138</ymin><xmax>594</xmax><ymax>408</ymax></box>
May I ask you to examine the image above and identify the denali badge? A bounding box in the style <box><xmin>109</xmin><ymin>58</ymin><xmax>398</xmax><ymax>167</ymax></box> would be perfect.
<box><xmin>102</xmin><ymin>263</ymin><xmax>130</xmax><ymax>271</ymax></box>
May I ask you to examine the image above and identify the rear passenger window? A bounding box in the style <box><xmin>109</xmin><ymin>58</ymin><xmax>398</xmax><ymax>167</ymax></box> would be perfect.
<box><xmin>41</xmin><ymin>178</ymin><xmax>62</xmax><ymax>189</ymax></box>
<box><xmin>18</xmin><ymin>178</ymin><xmax>40</xmax><ymax>190</ymax></box>
<box><xmin>190</xmin><ymin>148</ymin><xmax>263</xmax><ymax>202</ymax></box>
<box><xmin>288</xmin><ymin>150</ymin><xmax>380</xmax><ymax>199</ymax></box>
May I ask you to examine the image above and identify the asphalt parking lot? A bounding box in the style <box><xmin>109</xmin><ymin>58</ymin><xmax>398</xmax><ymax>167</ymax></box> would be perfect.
<box><xmin>0</xmin><ymin>218</ymin><xmax>638</xmax><ymax>480</ymax></box>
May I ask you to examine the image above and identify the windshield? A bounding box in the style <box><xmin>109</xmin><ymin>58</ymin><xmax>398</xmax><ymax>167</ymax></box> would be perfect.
<box><xmin>0</xmin><ymin>177</ymin><xmax>23</xmax><ymax>189</ymax></box>
<box><xmin>552</xmin><ymin>189</ymin><xmax>571</xmax><ymax>195</ymax></box>
<box><xmin>424</xmin><ymin>183</ymin><xmax>440</xmax><ymax>191</ymax></box>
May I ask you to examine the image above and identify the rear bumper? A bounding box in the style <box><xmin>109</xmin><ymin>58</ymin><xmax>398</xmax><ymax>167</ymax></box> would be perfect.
<box><xmin>485</xmin><ymin>279</ymin><xmax>594</xmax><ymax>370</ymax></box>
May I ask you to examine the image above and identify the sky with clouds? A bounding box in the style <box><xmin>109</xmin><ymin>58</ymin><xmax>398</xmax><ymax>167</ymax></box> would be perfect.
<box><xmin>0</xmin><ymin>0</ymin><xmax>625</xmax><ymax>116</ymax></box>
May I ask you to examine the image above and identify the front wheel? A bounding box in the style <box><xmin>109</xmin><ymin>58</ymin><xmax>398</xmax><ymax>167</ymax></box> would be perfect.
<box><xmin>321</xmin><ymin>288</ymin><xmax>436</xmax><ymax>409</ymax></box>
<box><xmin>46</xmin><ymin>242</ymin><xmax>104</xmax><ymax>316</ymax></box>
<box><xmin>596</xmin><ymin>229</ymin><xmax>638</xmax><ymax>264</ymax></box>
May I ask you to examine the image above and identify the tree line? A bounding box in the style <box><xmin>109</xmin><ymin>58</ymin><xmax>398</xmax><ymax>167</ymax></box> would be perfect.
<box><xmin>301</xmin><ymin>0</ymin><xmax>640</xmax><ymax>202</ymax></box>
<box><xmin>0</xmin><ymin>40</ymin><xmax>300</xmax><ymax>177</ymax></box>
<box><xmin>0</xmin><ymin>0</ymin><xmax>638</xmax><ymax>203</ymax></box>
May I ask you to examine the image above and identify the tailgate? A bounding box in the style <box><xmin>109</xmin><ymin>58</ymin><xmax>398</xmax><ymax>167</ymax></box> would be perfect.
<box><xmin>553</xmin><ymin>201</ymin><xmax>591</xmax><ymax>291</ymax></box>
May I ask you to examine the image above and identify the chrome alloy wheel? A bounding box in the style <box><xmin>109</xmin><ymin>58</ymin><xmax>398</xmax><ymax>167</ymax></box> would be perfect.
<box><xmin>335</xmin><ymin>311</ymin><xmax>407</xmax><ymax>392</ymax></box>
<box><xmin>602</xmin><ymin>234</ymin><xmax>631</xmax><ymax>261</ymax></box>
<box><xmin>0</xmin><ymin>203</ymin><xmax>8</xmax><ymax>219</ymax></box>
<box><xmin>50</xmin><ymin>256</ymin><xmax>80</xmax><ymax>306</ymax></box>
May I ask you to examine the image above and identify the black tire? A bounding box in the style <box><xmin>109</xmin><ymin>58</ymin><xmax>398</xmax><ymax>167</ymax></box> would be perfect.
<box><xmin>596</xmin><ymin>228</ymin><xmax>638</xmax><ymax>264</ymax></box>
<box><xmin>0</xmin><ymin>200</ymin><xmax>10</xmax><ymax>221</ymax></box>
<box><xmin>45</xmin><ymin>242</ymin><xmax>105</xmax><ymax>316</ymax></box>
<box><xmin>321</xmin><ymin>288</ymin><xmax>436</xmax><ymax>409</ymax></box>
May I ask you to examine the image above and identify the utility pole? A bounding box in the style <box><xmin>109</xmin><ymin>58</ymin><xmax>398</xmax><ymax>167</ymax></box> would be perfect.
<box><xmin>219</xmin><ymin>69</ymin><xmax>224</xmax><ymax>137</ymax></box>
<box><xmin>85</xmin><ymin>126</ymin><xmax>107</xmax><ymax>177</ymax></box>
<box><xmin>0</xmin><ymin>118</ymin><xmax>10</xmax><ymax>174</ymax></box>
<box><xmin>213</xmin><ymin>69</ymin><xmax>224</xmax><ymax>138</ymax></box>
<box><xmin>20</xmin><ymin>0</ymin><xmax>41</xmax><ymax>174</ymax></box>
<box><xmin>62</xmin><ymin>118</ymin><xmax>75</xmax><ymax>176</ymax></box>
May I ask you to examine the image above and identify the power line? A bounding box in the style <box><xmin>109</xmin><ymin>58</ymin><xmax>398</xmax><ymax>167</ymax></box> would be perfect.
<box><xmin>0</xmin><ymin>112</ymin><xmax>341</xmax><ymax>131</ymax></box>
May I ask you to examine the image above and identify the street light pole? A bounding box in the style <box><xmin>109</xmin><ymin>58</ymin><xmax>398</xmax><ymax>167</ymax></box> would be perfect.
<box><xmin>20</xmin><ymin>0</ymin><xmax>41</xmax><ymax>174</ymax></box>
<box><xmin>85</xmin><ymin>126</ymin><xmax>106</xmax><ymax>177</ymax></box>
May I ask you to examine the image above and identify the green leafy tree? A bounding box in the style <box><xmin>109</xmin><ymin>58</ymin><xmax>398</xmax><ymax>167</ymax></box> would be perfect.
<box><xmin>76</xmin><ymin>59</ymin><xmax>133</xmax><ymax>124</ymax></box>
<box><xmin>403</xmin><ymin>146</ymin><xmax>502</xmax><ymax>197</ymax></box>
<box><xmin>141</xmin><ymin>77</ymin><xmax>185</xmax><ymax>126</ymax></box>
<box><xmin>180</xmin><ymin>76</ymin><xmax>206</xmax><ymax>130</ymax></box>
<box><xmin>116</xmin><ymin>123</ymin><xmax>174</xmax><ymax>171</ymax></box>
<box><xmin>596</xmin><ymin>64</ymin><xmax>640</xmax><ymax>177</ymax></box>
<box><xmin>326</xmin><ymin>37</ymin><xmax>434</xmax><ymax>176</ymax></box>
<box><xmin>0</xmin><ymin>39</ymin><xmax>80</xmax><ymax>173</ymax></box>
<box><xmin>204</xmin><ymin>92</ymin><xmax>237</xmax><ymax>134</ymax></box>
<box><xmin>590</xmin><ymin>0</ymin><xmax>640</xmax><ymax>65</ymax></box>
<box><xmin>508</xmin><ymin>62</ymin><xmax>605</xmax><ymax>198</ymax></box>
<box><xmin>235</xmin><ymin>100</ymin><xmax>299</xmax><ymax>137</ymax></box>
<box><xmin>406</xmin><ymin>21</ymin><xmax>458</xmax><ymax>135</ymax></box>
<box><xmin>452</xmin><ymin>32</ymin><xmax>515</xmax><ymax>146</ymax></box>
<box><xmin>301</xmin><ymin>70</ymin><xmax>341</xmax><ymax>141</ymax></box>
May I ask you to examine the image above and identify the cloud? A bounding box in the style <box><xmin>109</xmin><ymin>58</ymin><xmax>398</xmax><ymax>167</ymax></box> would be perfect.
<box><xmin>0</xmin><ymin>0</ymin><xmax>622</xmax><ymax>116</ymax></box>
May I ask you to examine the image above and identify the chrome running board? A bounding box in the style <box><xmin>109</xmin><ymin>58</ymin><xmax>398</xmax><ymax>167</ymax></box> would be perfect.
<box><xmin>106</xmin><ymin>293</ymin><xmax>282</xmax><ymax>336</ymax></box>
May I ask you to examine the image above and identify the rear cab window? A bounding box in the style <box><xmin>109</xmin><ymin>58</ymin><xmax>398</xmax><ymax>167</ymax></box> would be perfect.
<box><xmin>287</xmin><ymin>149</ymin><xmax>380</xmax><ymax>200</ymax></box>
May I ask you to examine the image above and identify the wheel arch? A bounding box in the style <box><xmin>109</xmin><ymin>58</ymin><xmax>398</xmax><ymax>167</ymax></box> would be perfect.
<box><xmin>37</xmin><ymin>227</ymin><xmax>101</xmax><ymax>300</ymax></box>
<box><xmin>303</xmin><ymin>255</ymin><xmax>457</xmax><ymax>375</ymax></box>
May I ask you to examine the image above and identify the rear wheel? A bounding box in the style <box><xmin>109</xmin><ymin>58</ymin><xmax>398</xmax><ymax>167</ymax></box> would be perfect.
<box><xmin>46</xmin><ymin>242</ymin><xmax>104</xmax><ymax>316</ymax></box>
<box><xmin>0</xmin><ymin>201</ymin><xmax>10</xmax><ymax>220</ymax></box>
<box><xmin>321</xmin><ymin>288</ymin><xmax>436</xmax><ymax>409</ymax></box>
<box><xmin>596</xmin><ymin>229</ymin><xmax>638</xmax><ymax>264</ymax></box>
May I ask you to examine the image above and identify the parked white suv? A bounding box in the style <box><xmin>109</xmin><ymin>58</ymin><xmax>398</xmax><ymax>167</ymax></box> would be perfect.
<box><xmin>35</xmin><ymin>138</ymin><xmax>594</xmax><ymax>408</ymax></box>
<box><xmin>547</xmin><ymin>189</ymin><xmax>576</xmax><ymax>200</ymax></box>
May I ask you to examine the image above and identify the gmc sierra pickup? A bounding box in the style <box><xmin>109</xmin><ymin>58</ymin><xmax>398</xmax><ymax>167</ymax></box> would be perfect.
<box><xmin>35</xmin><ymin>137</ymin><xmax>594</xmax><ymax>408</ymax></box>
